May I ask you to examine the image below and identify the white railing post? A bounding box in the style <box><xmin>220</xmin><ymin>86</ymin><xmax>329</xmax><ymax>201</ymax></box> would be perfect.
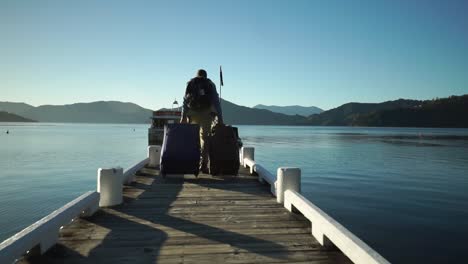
<box><xmin>242</xmin><ymin>147</ymin><xmax>254</xmax><ymax>168</ymax></box>
<box><xmin>97</xmin><ymin>168</ymin><xmax>123</xmax><ymax>207</ymax></box>
<box><xmin>312</xmin><ymin>223</ymin><xmax>333</xmax><ymax>247</ymax></box>
<box><xmin>148</xmin><ymin>145</ymin><xmax>161</xmax><ymax>168</ymax></box>
<box><xmin>276</xmin><ymin>167</ymin><xmax>301</xmax><ymax>204</ymax></box>
<box><xmin>242</xmin><ymin>147</ymin><xmax>256</xmax><ymax>175</ymax></box>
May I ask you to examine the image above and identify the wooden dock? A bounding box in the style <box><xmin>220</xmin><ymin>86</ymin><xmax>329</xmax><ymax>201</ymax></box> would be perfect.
<box><xmin>19</xmin><ymin>166</ymin><xmax>352</xmax><ymax>264</ymax></box>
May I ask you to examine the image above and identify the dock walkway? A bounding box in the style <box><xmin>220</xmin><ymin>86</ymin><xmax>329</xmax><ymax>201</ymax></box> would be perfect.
<box><xmin>20</xmin><ymin>166</ymin><xmax>351</xmax><ymax>264</ymax></box>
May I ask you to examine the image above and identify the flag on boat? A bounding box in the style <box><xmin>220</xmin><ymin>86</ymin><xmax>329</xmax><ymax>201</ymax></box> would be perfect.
<box><xmin>220</xmin><ymin>66</ymin><xmax>224</xmax><ymax>86</ymax></box>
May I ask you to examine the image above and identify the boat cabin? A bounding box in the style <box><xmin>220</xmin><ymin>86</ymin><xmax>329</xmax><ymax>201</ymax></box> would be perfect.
<box><xmin>148</xmin><ymin>107</ymin><xmax>181</xmax><ymax>145</ymax></box>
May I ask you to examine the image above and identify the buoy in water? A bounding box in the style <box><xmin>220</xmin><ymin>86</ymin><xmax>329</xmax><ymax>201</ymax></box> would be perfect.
<box><xmin>6</xmin><ymin>130</ymin><xmax>9</xmax><ymax>134</ymax></box>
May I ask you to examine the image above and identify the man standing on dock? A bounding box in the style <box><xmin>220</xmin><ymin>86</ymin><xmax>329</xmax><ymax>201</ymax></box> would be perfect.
<box><xmin>180</xmin><ymin>69</ymin><xmax>223</xmax><ymax>173</ymax></box>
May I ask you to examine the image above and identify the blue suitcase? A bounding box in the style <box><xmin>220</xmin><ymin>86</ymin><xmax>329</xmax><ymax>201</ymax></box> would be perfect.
<box><xmin>160</xmin><ymin>123</ymin><xmax>201</xmax><ymax>177</ymax></box>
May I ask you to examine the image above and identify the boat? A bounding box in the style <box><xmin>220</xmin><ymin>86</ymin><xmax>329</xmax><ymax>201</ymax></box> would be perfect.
<box><xmin>148</xmin><ymin>100</ymin><xmax>181</xmax><ymax>145</ymax></box>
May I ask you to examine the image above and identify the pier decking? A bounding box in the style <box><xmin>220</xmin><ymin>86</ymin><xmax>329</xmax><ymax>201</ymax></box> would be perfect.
<box><xmin>19</xmin><ymin>166</ymin><xmax>351</xmax><ymax>264</ymax></box>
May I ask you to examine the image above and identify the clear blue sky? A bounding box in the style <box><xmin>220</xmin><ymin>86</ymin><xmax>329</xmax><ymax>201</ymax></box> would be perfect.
<box><xmin>1</xmin><ymin>0</ymin><xmax>467</xmax><ymax>110</ymax></box>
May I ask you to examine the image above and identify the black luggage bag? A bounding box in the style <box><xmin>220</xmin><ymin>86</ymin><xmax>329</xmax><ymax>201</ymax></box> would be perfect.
<box><xmin>209</xmin><ymin>124</ymin><xmax>240</xmax><ymax>175</ymax></box>
<box><xmin>160</xmin><ymin>123</ymin><xmax>201</xmax><ymax>177</ymax></box>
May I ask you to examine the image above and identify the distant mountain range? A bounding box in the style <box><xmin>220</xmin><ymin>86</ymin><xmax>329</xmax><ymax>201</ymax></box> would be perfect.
<box><xmin>0</xmin><ymin>111</ymin><xmax>36</xmax><ymax>122</ymax></box>
<box><xmin>222</xmin><ymin>100</ymin><xmax>306</xmax><ymax>125</ymax></box>
<box><xmin>352</xmin><ymin>95</ymin><xmax>468</xmax><ymax>128</ymax></box>
<box><xmin>1</xmin><ymin>94</ymin><xmax>467</xmax><ymax>127</ymax></box>
<box><xmin>253</xmin><ymin>104</ymin><xmax>323</xmax><ymax>116</ymax></box>
<box><xmin>0</xmin><ymin>101</ymin><xmax>153</xmax><ymax>123</ymax></box>
<box><xmin>0</xmin><ymin>100</ymin><xmax>304</xmax><ymax>125</ymax></box>
<box><xmin>305</xmin><ymin>99</ymin><xmax>421</xmax><ymax>126</ymax></box>
<box><xmin>304</xmin><ymin>95</ymin><xmax>468</xmax><ymax>127</ymax></box>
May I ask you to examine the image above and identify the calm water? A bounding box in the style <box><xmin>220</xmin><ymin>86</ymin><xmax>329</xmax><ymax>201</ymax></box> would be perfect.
<box><xmin>1</xmin><ymin>123</ymin><xmax>468</xmax><ymax>263</ymax></box>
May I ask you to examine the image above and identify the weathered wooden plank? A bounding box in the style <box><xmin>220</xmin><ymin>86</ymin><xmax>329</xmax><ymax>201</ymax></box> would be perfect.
<box><xmin>123</xmin><ymin>192</ymin><xmax>274</xmax><ymax>198</ymax></box>
<box><xmin>115</xmin><ymin>208</ymin><xmax>289</xmax><ymax>215</ymax></box>
<box><xmin>63</xmin><ymin>223</ymin><xmax>312</xmax><ymax>235</ymax></box>
<box><xmin>120</xmin><ymin>199</ymin><xmax>284</xmax><ymax>206</ymax></box>
<box><xmin>58</xmin><ymin>227</ymin><xmax>313</xmax><ymax>241</ymax></box>
<box><xmin>49</xmin><ymin>242</ymin><xmax>331</xmax><ymax>256</ymax></box>
<box><xmin>66</xmin><ymin>220</ymin><xmax>310</xmax><ymax>231</ymax></box>
<box><xmin>131</xmin><ymin>196</ymin><xmax>275</xmax><ymax>202</ymax></box>
<box><xmin>81</xmin><ymin>213</ymin><xmax>306</xmax><ymax>224</ymax></box>
<box><xmin>23</xmin><ymin>251</ymin><xmax>348</xmax><ymax>264</ymax></box>
<box><xmin>56</xmin><ymin>234</ymin><xmax>322</xmax><ymax>248</ymax></box>
<box><xmin>151</xmin><ymin>251</ymin><xmax>351</xmax><ymax>264</ymax></box>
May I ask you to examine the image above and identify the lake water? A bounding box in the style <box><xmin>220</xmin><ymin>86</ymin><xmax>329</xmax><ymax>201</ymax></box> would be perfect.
<box><xmin>1</xmin><ymin>123</ymin><xmax>467</xmax><ymax>263</ymax></box>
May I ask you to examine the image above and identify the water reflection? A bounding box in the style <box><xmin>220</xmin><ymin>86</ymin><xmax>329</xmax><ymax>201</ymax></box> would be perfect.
<box><xmin>239</xmin><ymin>126</ymin><xmax>468</xmax><ymax>264</ymax></box>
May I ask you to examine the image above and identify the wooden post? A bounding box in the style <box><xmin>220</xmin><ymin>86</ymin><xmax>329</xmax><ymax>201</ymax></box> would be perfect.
<box><xmin>97</xmin><ymin>168</ymin><xmax>123</xmax><ymax>207</ymax></box>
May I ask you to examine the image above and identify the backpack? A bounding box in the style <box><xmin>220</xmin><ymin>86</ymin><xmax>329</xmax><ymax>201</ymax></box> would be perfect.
<box><xmin>185</xmin><ymin>78</ymin><xmax>214</xmax><ymax>111</ymax></box>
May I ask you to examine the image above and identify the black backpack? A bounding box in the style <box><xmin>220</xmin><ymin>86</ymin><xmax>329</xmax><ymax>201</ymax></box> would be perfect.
<box><xmin>185</xmin><ymin>78</ymin><xmax>214</xmax><ymax>111</ymax></box>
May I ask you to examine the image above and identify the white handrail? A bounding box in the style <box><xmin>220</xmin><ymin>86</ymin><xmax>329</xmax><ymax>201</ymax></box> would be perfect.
<box><xmin>251</xmin><ymin>162</ymin><xmax>277</xmax><ymax>196</ymax></box>
<box><xmin>122</xmin><ymin>158</ymin><xmax>149</xmax><ymax>184</ymax></box>
<box><xmin>0</xmin><ymin>191</ymin><xmax>99</xmax><ymax>264</ymax></box>
<box><xmin>254</xmin><ymin>163</ymin><xmax>275</xmax><ymax>185</ymax></box>
<box><xmin>284</xmin><ymin>190</ymin><xmax>389</xmax><ymax>264</ymax></box>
